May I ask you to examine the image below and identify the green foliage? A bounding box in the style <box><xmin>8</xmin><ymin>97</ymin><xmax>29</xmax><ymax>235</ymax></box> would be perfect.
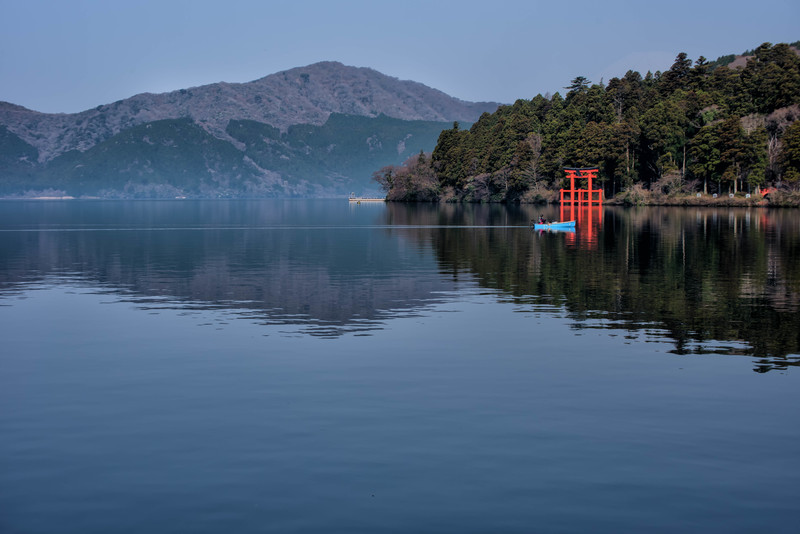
<box><xmin>689</xmin><ymin>123</ymin><xmax>722</xmax><ymax>192</ymax></box>
<box><xmin>740</xmin><ymin>43</ymin><xmax>800</xmax><ymax>113</ymax></box>
<box><xmin>566</xmin><ymin>76</ymin><xmax>591</xmax><ymax>93</ymax></box>
<box><xmin>780</xmin><ymin>121</ymin><xmax>800</xmax><ymax>183</ymax></box>
<box><xmin>383</xmin><ymin>42</ymin><xmax>800</xmax><ymax>202</ymax></box>
<box><xmin>660</xmin><ymin>53</ymin><xmax>693</xmax><ymax>94</ymax></box>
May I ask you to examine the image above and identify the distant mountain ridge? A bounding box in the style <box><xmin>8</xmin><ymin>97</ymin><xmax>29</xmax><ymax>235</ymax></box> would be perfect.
<box><xmin>1</xmin><ymin>61</ymin><xmax>497</xmax><ymax>162</ymax></box>
<box><xmin>0</xmin><ymin>62</ymin><xmax>499</xmax><ymax>197</ymax></box>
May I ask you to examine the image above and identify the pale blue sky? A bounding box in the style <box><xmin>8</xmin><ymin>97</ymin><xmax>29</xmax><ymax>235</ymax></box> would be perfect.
<box><xmin>2</xmin><ymin>0</ymin><xmax>798</xmax><ymax>113</ymax></box>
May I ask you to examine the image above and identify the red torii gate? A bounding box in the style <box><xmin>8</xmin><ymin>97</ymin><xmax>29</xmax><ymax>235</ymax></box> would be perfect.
<box><xmin>560</xmin><ymin>167</ymin><xmax>603</xmax><ymax>205</ymax></box>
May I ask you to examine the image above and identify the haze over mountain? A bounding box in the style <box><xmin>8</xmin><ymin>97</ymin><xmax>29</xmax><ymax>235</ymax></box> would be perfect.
<box><xmin>0</xmin><ymin>62</ymin><xmax>499</xmax><ymax>197</ymax></box>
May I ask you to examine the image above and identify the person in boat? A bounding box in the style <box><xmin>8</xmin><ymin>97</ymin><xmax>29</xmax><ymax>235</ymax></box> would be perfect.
<box><xmin>538</xmin><ymin>215</ymin><xmax>547</xmax><ymax>224</ymax></box>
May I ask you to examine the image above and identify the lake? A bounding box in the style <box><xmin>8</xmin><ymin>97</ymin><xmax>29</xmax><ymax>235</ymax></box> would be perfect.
<box><xmin>1</xmin><ymin>199</ymin><xmax>798</xmax><ymax>533</ymax></box>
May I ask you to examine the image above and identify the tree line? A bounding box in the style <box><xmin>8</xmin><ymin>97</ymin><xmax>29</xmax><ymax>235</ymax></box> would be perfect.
<box><xmin>374</xmin><ymin>42</ymin><xmax>800</xmax><ymax>202</ymax></box>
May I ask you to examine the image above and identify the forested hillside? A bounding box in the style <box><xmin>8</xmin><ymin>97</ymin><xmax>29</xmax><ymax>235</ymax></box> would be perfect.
<box><xmin>376</xmin><ymin>42</ymin><xmax>800</xmax><ymax>203</ymax></box>
<box><xmin>0</xmin><ymin>114</ymin><xmax>458</xmax><ymax>198</ymax></box>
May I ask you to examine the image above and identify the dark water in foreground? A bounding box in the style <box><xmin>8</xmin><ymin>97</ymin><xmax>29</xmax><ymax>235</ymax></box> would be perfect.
<box><xmin>1</xmin><ymin>200</ymin><xmax>798</xmax><ymax>533</ymax></box>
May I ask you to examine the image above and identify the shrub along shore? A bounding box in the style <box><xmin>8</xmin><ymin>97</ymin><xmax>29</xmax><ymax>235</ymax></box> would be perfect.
<box><xmin>607</xmin><ymin>189</ymin><xmax>800</xmax><ymax>207</ymax></box>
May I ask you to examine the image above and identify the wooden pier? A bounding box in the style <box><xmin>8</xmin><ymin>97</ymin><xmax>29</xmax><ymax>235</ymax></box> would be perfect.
<box><xmin>348</xmin><ymin>197</ymin><xmax>385</xmax><ymax>203</ymax></box>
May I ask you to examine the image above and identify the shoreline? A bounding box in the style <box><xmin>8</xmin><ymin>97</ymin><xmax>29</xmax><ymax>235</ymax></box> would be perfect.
<box><xmin>2</xmin><ymin>193</ymin><xmax>798</xmax><ymax>207</ymax></box>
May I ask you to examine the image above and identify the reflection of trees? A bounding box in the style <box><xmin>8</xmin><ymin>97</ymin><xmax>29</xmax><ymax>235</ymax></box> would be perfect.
<box><xmin>383</xmin><ymin>204</ymin><xmax>800</xmax><ymax>371</ymax></box>
<box><xmin>601</xmin><ymin>208</ymin><xmax>799</xmax><ymax>369</ymax></box>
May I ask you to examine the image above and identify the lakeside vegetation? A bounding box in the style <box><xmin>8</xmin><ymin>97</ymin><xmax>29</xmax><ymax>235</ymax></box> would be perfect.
<box><xmin>373</xmin><ymin>42</ymin><xmax>800</xmax><ymax>206</ymax></box>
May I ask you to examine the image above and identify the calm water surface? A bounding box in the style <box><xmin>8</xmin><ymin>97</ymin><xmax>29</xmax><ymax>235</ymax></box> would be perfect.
<box><xmin>1</xmin><ymin>200</ymin><xmax>798</xmax><ymax>533</ymax></box>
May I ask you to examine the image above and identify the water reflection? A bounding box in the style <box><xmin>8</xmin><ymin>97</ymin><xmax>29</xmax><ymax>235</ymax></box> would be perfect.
<box><xmin>1</xmin><ymin>200</ymin><xmax>798</xmax><ymax>369</ymax></box>
<box><xmin>380</xmin><ymin>203</ymin><xmax>800</xmax><ymax>371</ymax></box>
<box><xmin>560</xmin><ymin>204</ymin><xmax>602</xmax><ymax>249</ymax></box>
<box><xmin>0</xmin><ymin>240</ymin><xmax>454</xmax><ymax>339</ymax></box>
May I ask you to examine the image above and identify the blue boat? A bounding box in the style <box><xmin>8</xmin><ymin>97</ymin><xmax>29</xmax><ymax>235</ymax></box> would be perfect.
<box><xmin>531</xmin><ymin>220</ymin><xmax>576</xmax><ymax>230</ymax></box>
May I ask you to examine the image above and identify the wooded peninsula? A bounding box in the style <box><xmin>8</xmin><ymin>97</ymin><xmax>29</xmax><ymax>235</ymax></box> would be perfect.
<box><xmin>373</xmin><ymin>42</ymin><xmax>800</xmax><ymax>206</ymax></box>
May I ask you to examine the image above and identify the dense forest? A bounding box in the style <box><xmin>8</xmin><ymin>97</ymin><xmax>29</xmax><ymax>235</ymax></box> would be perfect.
<box><xmin>374</xmin><ymin>42</ymin><xmax>800</xmax><ymax>203</ymax></box>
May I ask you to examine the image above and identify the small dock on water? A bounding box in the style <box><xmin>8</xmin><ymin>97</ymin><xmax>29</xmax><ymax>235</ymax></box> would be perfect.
<box><xmin>348</xmin><ymin>197</ymin><xmax>385</xmax><ymax>203</ymax></box>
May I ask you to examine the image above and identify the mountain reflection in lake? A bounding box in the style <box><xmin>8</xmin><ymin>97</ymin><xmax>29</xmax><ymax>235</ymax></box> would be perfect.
<box><xmin>2</xmin><ymin>199</ymin><xmax>799</xmax><ymax>534</ymax></box>
<box><xmin>2</xmin><ymin>200</ymin><xmax>797</xmax><ymax>368</ymax></box>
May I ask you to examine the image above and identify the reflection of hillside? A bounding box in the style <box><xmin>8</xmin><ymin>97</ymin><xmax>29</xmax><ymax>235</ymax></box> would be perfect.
<box><xmin>0</xmin><ymin>219</ymin><xmax>456</xmax><ymax>337</ymax></box>
<box><xmin>382</xmin><ymin>204</ymin><xmax>800</xmax><ymax>371</ymax></box>
<box><xmin>2</xmin><ymin>201</ymin><xmax>798</xmax><ymax>365</ymax></box>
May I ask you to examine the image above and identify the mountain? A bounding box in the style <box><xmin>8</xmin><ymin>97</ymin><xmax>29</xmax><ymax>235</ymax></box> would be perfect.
<box><xmin>0</xmin><ymin>62</ymin><xmax>499</xmax><ymax>197</ymax></box>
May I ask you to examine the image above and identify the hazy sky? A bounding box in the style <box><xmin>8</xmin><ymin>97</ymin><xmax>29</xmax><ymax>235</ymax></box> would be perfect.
<box><xmin>2</xmin><ymin>0</ymin><xmax>798</xmax><ymax>114</ymax></box>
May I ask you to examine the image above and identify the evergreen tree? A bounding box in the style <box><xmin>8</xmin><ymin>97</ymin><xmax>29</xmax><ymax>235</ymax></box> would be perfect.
<box><xmin>566</xmin><ymin>76</ymin><xmax>591</xmax><ymax>93</ymax></box>
<box><xmin>780</xmin><ymin>121</ymin><xmax>800</xmax><ymax>183</ymax></box>
<box><xmin>661</xmin><ymin>52</ymin><xmax>693</xmax><ymax>94</ymax></box>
